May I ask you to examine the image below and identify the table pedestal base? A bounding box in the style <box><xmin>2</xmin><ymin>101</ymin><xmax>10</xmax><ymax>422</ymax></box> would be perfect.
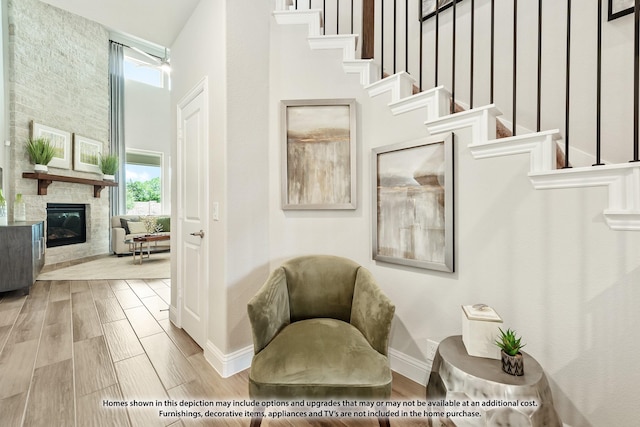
<box><xmin>426</xmin><ymin>336</ymin><xmax>561</xmax><ymax>427</ymax></box>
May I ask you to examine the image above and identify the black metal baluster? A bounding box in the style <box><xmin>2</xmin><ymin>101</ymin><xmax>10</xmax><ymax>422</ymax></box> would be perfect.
<box><xmin>419</xmin><ymin>0</ymin><xmax>423</xmax><ymax>91</ymax></box>
<box><xmin>351</xmin><ymin>0</ymin><xmax>354</xmax><ymax>34</ymax></box>
<box><xmin>537</xmin><ymin>0</ymin><xmax>542</xmax><ymax>132</ymax></box>
<box><xmin>513</xmin><ymin>0</ymin><xmax>517</xmax><ymax>136</ymax></box>
<box><xmin>308</xmin><ymin>0</ymin><xmax>311</xmax><ymax>9</ymax></box>
<box><xmin>470</xmin><ymin>0</ymin><xmax>475</xmax><ymax>109</ymax></box>
<box><xmin>394</xmin><ymin>0</ymin><xmax>397</xmax><ymax>74</ymax></box>
<box><xmin>405</xmin><ymin>0</ymin><xmax>409</xmax><ymax>73</ymax></box>
<box><xmin>564</xmin><ymin>0</ymin><xmax>572</xmax><ymax>168</ymax></box>
<box><xmin>381</xmin><ymin>0</ymin><xmax>385</xmax><ymax>79</ymax></box>
<box><xmin>490</xmin><ymin>0</ymin><xmax>495</xmax><ymax>103</ymax></box>
<box><xmin>451</xmin><ymin>0</ymin><xmax>457</xmax><ymax>114</ymax></box>
<box><xmin>595</xmin><ymin>0</ymin><xmax>604</xmax><ymax>165</ymax></box>
<box><xmin>435</xmin><ymin>2</ymin><xmax>440</xmax><ymax>86</ymax></box>
<box><xmin>634</xmin><ymin>0</ymin><xmax>640</xmax><ymax>162</ymax></box>
<box><xmin>336</xmin><ymin>0</ymin><xmax>339</xmax><ymax>34</ymax></box>
<box><xmin>323</xmin><ymin>0</ymin><xmax>326</xmax><ymax>34</ymax></box>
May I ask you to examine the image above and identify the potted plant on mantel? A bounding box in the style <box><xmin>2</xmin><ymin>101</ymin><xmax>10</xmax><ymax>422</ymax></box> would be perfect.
<box><xmin>495</xmin><ymin>327</ymin><xmax>526</xmax><ymax>376</ymax></box>
<box><xmin>26</xmin><ymin>137</ymin><xmax>56</xmax><ymax>173</ymax></box>
<box><xmin>99</xmin><ymin>153</ymin><xmax>119</xmax><ymax>181</ymax></box>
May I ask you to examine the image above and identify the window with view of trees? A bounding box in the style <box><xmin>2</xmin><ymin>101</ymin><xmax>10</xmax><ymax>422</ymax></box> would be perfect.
<box><xmin>125</xmin><ymin>150</ymin><xmax>163</xmax><ymax>215</ymax></box>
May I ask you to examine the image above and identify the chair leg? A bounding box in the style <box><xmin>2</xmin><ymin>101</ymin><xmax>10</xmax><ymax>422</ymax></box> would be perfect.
<box><xmin>377</xmin><ymin>417</ymin><xmax>390</xmax><ymax>427</ymax></box>
<box><xmin>249</xmin><ymin>405</ymin><xmax>264</xmax><ymax>427</ymax></box>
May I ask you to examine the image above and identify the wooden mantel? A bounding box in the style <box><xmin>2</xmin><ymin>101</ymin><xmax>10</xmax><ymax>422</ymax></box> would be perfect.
<box><xmin>22</xmin><ymin>172</ymin><xmax>118</xmax><ymax>198</ymax></box>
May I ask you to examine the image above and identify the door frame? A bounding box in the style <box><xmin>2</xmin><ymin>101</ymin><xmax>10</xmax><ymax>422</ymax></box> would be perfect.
<box><xmin>174</xmin><ymin>76</ymin><xmax>209</xmax><ymax>347</ymax></box>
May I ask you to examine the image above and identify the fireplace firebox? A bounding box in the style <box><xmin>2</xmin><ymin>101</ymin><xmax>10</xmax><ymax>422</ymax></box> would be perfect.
<box><xmin>46</xmin><ymin>203</ymin><xmax>87</xmax><ymax>248</ymax></box>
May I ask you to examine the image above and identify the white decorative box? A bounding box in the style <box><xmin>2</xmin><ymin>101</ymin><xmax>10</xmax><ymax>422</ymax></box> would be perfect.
<box><xmin>462</xmin><ymin>304</ymin><xmax>503</xmax><ymax>360</ymax></box>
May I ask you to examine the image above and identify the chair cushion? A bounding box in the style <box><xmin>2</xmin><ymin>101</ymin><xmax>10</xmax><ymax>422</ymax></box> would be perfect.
<box><xmin>249</xmin><ymin>318</ymin><xmax>392</xmax><ymax>400</ymax></box>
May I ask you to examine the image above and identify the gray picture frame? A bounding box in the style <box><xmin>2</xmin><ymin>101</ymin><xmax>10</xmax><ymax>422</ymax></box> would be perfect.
<box><xmin>372</xmin><ymin>133</ymin><xmax>454</xmax><ymax>272</ymax></box>
<box><xmin>281</xmin><ymin>98</ymin><xmax>357</xmax><ymax>210</ymax></box>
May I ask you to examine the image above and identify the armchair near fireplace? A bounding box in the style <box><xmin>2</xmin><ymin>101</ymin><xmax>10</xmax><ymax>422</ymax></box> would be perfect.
<box><xmin>247</xmin><ymin>255</ymin><xmax>395</xmax><ymax>427</ymax></box>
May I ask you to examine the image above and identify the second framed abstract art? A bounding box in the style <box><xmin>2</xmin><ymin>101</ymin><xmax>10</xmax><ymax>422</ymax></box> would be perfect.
<box><xmin>372</xmin><ymin>133</ymin><xmax>454</xmax><ymax>272</ymax></box>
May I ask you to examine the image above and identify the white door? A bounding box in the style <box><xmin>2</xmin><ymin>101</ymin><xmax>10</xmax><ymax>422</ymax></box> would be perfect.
<box><xmin>176</xmin><ymin>78</ymin><xmax>209</xmax><ymax>348</ymax></box>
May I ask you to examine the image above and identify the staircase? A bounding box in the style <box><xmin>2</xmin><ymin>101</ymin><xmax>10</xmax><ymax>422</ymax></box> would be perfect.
<box><xmin>273</xmin><ymin>1</ymin><xmax>640</xmax><ymax>231</ymax></box>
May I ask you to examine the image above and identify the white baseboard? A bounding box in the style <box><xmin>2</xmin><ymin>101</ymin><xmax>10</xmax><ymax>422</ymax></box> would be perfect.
<box><xmin>199</xmin><ymin>342</ymin><xmax>430</xmax><ymax>386</ymax></box>
<box><xmin>204</xmin><ymin>341</ymin><xmax>253</xmax><ymax>378</ymax></box>
<box><xmin>388</xmin><ymin>347</ymin><xmax>431</xmax><ymax>386</ymax></box>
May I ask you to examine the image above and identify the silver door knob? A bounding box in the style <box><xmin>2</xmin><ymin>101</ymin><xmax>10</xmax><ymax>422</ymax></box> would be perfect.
<box><xmin>190</xmin><ymin>230</ymin><xmax>205</xmax><ymax>238</ymax></box>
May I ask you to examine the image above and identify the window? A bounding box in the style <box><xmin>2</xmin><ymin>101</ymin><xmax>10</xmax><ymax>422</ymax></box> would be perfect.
<box><xmin>124</xmin><ymin>55</ymin><xmax>164</xmax><ymax>88</ymax></box>
<box><xmin>125</xmin><ymin>150</ymin><xmax>163</xmax><ymax>215</ymax></box>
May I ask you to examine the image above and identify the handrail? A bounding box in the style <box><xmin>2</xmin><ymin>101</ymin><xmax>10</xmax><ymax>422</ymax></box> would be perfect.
<box><xmin>287</xmin><ymin>0</ymin><xmax>639</xmax><ymax>166</ymax></box>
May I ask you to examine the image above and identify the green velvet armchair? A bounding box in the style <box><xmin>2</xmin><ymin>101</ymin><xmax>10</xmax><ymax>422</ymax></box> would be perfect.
<box><xmin>247</xmin><ymin>255</ymin><xmax>395</xmax><ymax>427</ymax></box>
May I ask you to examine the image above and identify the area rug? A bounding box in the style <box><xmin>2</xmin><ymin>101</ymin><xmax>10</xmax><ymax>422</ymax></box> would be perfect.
<box><xmin>37</xmin><ymin>251</ymin><xmax>171</xmax><ymax>280</ymax></box>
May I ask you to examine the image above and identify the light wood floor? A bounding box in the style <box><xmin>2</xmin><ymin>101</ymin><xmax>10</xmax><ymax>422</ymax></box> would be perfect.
<box><xmin>0</xmin><ymin>279</ymin><xmax>428</xmax><ymax>427</ymax></box>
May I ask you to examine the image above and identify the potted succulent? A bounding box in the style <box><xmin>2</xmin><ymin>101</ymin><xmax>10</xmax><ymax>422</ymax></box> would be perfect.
<box><xmin>99</xmin><ymin>153</ymin><xmax>119</xmax><ymax>181</ymax></box>
<box><xmin>495</xmin><ymin>327</ymin><xmax>526</xmax><ymax>376</ymax></box>
<box><xmin>26</xmin><ymin>137</ymin><xmax>56</xmax><ymax>173</ymax></box>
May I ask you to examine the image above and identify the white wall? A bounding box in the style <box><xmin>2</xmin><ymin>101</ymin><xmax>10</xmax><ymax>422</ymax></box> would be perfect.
<box><xmin>171</xmin><ymin>0</ymin><xmax>228</xmax><ymax>355</ymax></box>
<box><xmin>169</xmin><ymin>1</ymin><xmax>640</xmax><ymax>425</ymax></box>
<box><xmin>124</xmin><ymin>79</ymin><xmax>171</xmax><ymax>213</ymax></box>
<box><xmin>224</xmin><ymin>0</ymin><xmax>271</xmax><ymax>351</ymax></box>
<box><xmin>270</xmin><ymin>15</ymin><xmax>640</xmax><ymax>427</ymax></box>
<box><xmin>170</xmin><ymin>0</ymin><xmax>271</xmax><ymax>355</ymax></box>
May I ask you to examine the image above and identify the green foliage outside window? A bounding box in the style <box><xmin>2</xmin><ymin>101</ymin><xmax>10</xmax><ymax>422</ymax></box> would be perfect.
<box><xmin>126</xmin><ymin>177</ymin><xmax>161</xmax><ymax>210</ymax></box>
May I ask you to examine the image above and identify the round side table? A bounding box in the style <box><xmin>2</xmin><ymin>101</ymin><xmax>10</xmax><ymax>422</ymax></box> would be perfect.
<box><xmin>426</xmin><ymin>336</ymin><xmax>561</xmax><ymax>427</ymax></box>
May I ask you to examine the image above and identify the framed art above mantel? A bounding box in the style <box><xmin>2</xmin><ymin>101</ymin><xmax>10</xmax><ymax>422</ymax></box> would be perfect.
<box><xmin>73</xmin><ymin>134</ymin><xmax>102</xmax><ymax>174</ymax></box>
<box><xmin>31</xmin><ymin>121</ymin><xmax>71</xmax><ymax>170</ymax></box>
<box><xmin>281</xmin><ymin>98</ymin><xmax>357</xmax><ymax>210</ymax></box>
<box><xmin>372</xmin><ymin>133</ymin><xmax>454</xmax><ymax>272</ymax></box>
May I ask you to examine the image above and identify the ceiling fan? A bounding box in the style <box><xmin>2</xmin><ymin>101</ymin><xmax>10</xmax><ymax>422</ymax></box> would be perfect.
<box><xmin>130</xmin><ymin>46</ymin><xmax>171</xmax><ymax>73</ymax></box>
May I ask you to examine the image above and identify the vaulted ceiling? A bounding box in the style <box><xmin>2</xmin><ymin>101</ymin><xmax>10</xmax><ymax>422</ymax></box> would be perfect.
<box><xmin>40</xmin><ymin>0</ymin><xmax>200</xmax><ymax>48</ymax></box>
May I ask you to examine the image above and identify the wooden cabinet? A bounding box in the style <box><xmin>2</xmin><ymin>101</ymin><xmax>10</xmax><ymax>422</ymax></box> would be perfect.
<box><xmin>0</xmin><ymin>221</ymin><xmax>45</xmax><ymax>294</ymax></box>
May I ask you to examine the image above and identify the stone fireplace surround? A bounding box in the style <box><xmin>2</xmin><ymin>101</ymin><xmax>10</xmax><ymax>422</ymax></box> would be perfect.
<box><xmin>7</xmin><ymin>0</ymin><xmax>111</xmax><ymax>266</ymax></box>
<box><xmin>18</xmin><ymin>178</ymin><xmax>110</xmax><ymax>266</ymax></box>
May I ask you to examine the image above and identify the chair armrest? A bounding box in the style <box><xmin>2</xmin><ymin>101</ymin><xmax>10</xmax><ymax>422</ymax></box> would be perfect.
<box><xmin>351</xmin><ymin>267</ymin><xmax>395</xmax><ymax>356</ymax></box>
<box><xmin>247</xmin><ymin>267</ymin><xmax>291</xmax><ymax>354</ymax></box>
<box><xmin>111</xmin><ymin>227</ymin><xmax>127</xmax><ymax>254</ymax></box>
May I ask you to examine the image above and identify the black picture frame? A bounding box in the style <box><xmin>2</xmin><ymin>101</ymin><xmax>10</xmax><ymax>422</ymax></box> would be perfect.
<box><xmin>421</xmin><ymin>0</ymin><xmax>465</xmax><ymax>22</ymax></box>
<box><xmin>608</xmin><ymin>0</ymin><xmax>634</xmax><ymax>21</ymax></box>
